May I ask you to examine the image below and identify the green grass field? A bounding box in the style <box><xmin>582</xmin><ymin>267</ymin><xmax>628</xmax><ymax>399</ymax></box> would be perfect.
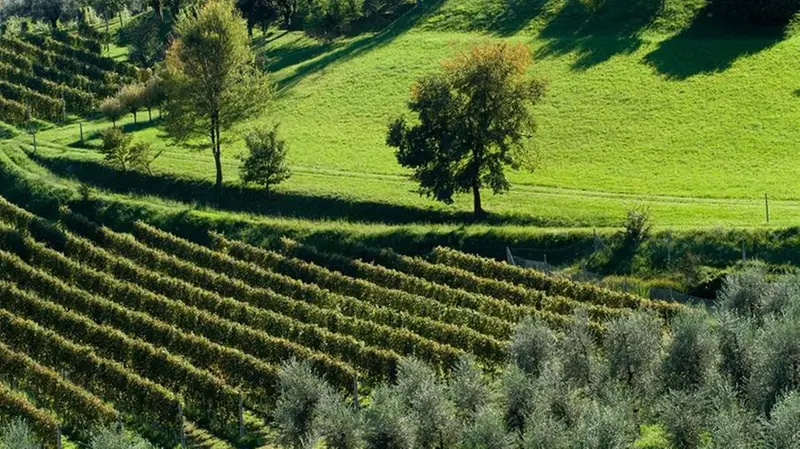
<box><xmin>32</xmin><ymin>0</ymin><xmax>800</xmax><ymax>229</ymax></box>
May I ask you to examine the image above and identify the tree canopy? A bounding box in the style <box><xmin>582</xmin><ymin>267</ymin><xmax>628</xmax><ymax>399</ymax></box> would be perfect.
<box><xmin>387</xmin><ymin>42</ymin><xmax>547</xmax><ymax>217</ymax></box>
<box><xmin>163</xmin><ymin>0</ymin><xmax>271</xmax><ymax>187</ymax></box>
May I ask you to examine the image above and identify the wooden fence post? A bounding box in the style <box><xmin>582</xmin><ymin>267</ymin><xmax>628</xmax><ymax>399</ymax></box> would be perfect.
<box><xmin>79</xmin><ymin>122</ymin><xmax>84</xmax><ymax>144</ymax></box>
<box><xmin>55</xmin><ymin>426</ymin><xmax>62</xmax><ymax>449</ymax></box>
<box><xmin>765</xmin><ymin>193</ymin><xmax>770</xmax><ymax>223</ymax></box>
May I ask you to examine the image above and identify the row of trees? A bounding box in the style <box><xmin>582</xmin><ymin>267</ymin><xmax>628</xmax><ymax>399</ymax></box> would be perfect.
<box><xmin>99</xmin><ymin>70</ymin><xmax>164</xmax><ymax>126</ymax></box>
<box><xmin>271</xmin><ymin>263</ymin><xmax>800</xmax><ymax>449</ymax></box>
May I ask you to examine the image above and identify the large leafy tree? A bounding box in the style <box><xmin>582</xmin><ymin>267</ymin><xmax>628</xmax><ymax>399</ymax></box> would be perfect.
<box><xmin>387</xmin><ymin>42</ymin><xmax>546</xmax><ymax>217</ymax></box>
<box><xmin>163</xmin><ymin>0</ymin><xmax>271</xmax><ymax>187</ymax></box>
<box><xmin>236</xmin><ymin>0</ymin><xmax>280</xmax><ymax>36</ymax></box>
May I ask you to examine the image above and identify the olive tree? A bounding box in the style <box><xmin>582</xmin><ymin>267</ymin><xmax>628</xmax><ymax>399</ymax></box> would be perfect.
<box><xmin>387</xmin><ymin>42</ymin><xmax>547</xmax><ymax>217</ymax></box>
<box><xmin>163</xmin><ymin>0</ymin><xmax>271</xmax><ymax>187</ymax></box>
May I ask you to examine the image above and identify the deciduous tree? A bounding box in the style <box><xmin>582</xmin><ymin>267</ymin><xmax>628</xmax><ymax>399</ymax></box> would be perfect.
<box><xmin>163</xmin><ymin>0</ymin><xmax>271</xmax><ymax>187</ymax></box>
<box><xmin>387</xmin><ymin>42</ymin><xmax>547</xmax><ymax>217</ymax></box>
<box><xmin>238</xmin><ymin>126</ymin><xmax>291</xmax><ymax>195</ymax></box>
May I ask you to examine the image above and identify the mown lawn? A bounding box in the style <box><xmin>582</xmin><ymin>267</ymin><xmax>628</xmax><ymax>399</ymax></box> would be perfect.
<box><xmin>35</xmin><ymin>0</ymin><xmax>800</xmax><ymax>228</ymax></box>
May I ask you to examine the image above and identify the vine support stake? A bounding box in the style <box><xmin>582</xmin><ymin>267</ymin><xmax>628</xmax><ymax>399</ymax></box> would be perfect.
<box><xmin>238</xmin><ymin>395</ymin><xmax>245</xmax><ymax>439</ymax></box>
<box><xmin>79</xmin><ymin>122</ymin><xmax>84</xmax><ymax>144</ymax></box>
<box><xmin>765</xmin><ymin>193</ymin><xmax>770</xmax><ymax>223</ymax></box>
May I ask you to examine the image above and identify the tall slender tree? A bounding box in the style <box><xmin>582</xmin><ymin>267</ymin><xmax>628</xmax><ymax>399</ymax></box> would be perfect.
<box><xmin>163</xmin><ymin>0</ymin><xmax>271</xmax><ymax>187</ymax></box>
<box><xmin>387</xmin><ymin>42</ymin><xmax>547</xmax><ymax>217</ymax></box>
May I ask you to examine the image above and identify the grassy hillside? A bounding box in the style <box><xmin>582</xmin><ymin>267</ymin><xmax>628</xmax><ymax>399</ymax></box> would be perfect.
<box><xmin>34</xmin><ymin>0</ymin><xmax>800</xmax><ymax>228</ymax></box>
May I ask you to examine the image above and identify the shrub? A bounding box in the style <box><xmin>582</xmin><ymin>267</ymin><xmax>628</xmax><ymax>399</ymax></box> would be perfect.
<box><xmin>767</xmin><ymin>392</ymin><xmax>800</xmax><ymax>449</ymax></box>
<box><xmin>238</xmin><ymin>126</ymin><xmax>291</xmax><ymax>194</ymax></box>
<box><xmin>448</xmin><ymin>355</ymin><xmax>491</xmax><ymax>422</ymax></box>
<box><xmin>750</xmin><ymin>314</ymin><xmax>800</xmax><ymax>414</ymax></box>
<box><xmin>605</xmin><ymin>311</ymin><xmax>662</xmax><ymax>393</ymax></box>
<box><xmin>304</xmin><ymin>0</ymin><xmax>363</xmax><ymax>39</ymax></box>
<box><xmin>572</xmin><ymin>401</ymin><xmax>637</xmax><ymax>449</ymax></box>
<box><xmin>116</xmin><ymin>83</ymin><xmax>145</xmax><ymax>124</ymax></box>
<box><xmin>0</xmin><ymin>419</ymin><xmax>39</xmax><ymax>449</ymax></box>
<box><xmin>509</xmin><ymin>316</ymin><xmax>555</xmax><ymax>377</ymax></box>
<box><xmin>99</xmin><ymin>96</ymin><xmax>123</xmax><ymax>126</ymax></box>
<box><xmin>662</xmin><ymin>311</ymin><xmax>716</xmax><ymax>391</ymax></box>
<box><xmin>717</xmin><ymin>263</ymin><xmax>769</xmax><ymax>318</ymax></box>
<box><xmin>274</xmin><ymin>359</ymin><xmax>333</xmax><ymax>449</ymax></box>
<box><xmin>312</xmin><ymin>393</ymin><xmax>362</xmax><ymax>449</ymax></box>
<box><xmin>502</xmin><ymin>364</ymin><xmax>534</xmax><ymax>434</ymax></box>
<box><xmin>658</xmin><ymin>390</ymin><xmax>707</xmax><ymax>449</ymax></box>
<box><xmin>97</xmin><ymin>128</ymin><xmax>161</xmax><ymax>173</ymax></box>
<box><xmin>460</xmin><ymin>407</ymin><xmax>513</xmax><ymax>449</ymax></box>
<box><xmin>717</xmin><ymin>312</ymin><xmax>754</xmax><ymax>394</ymax></box>
<box><xmin>560</xmin><ymin>309</ymin><xmax>598</xmax><ymax>388</ymax></box>
<box><xmin>394</xmin><ymin>357</ymin><xmax>459</xmax><ymax>449</ymax></box>
<box><xmin>363</xmin><ymin>385</ymin><xmax>416</xmax><ymax>449</ymax></box>
<box><xmin>89</xmin><ymin>427</ymin><xmax>154</xmax><ymax>449</ymax></box>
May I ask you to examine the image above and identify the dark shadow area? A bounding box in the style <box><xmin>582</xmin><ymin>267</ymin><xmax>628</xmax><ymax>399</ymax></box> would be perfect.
<box><xmin>493</xmin><ymin>0</ymin><xmax>554</xmax><ymax>36</ymax></box>
<box><xmin>262</xmin><ymin>38</ymin><xmax>337</xmax><ymax>74</ymax></box>
<box><xmin>535</xmin><ymin>0</ymin><xmax>663</xmax><ymax>70</ymax></box>
<box><xmin>273</xmin><ymin>0</ymin><xmax>446</xmax><ymax>92</ymax></box>
<box><xmin>793</xmin><ymin>88</ymin><xmax>800</xmax><ymax>97</ymax></box>
<box><xmin>644</xmin><ymin>9</ymin><xmax>787</xmax><ymax>79</ymax></box>
<box><xmin>31</xmin><ymin>153</ymin><xmax>573</xmax><ymax>227</ymax></box>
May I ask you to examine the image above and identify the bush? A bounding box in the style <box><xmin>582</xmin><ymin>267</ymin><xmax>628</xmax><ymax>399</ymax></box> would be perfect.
<box><xmin>304</xmin><ymin>0</ymin><xmax>363</xmax><ymax>39</ymax></box>
<box><xmin>312</xmin><ymin>393</ymin><xmax>362</xmax><ymax>449</ymax></box>
<box><xmin>605</xmin><ymin>311</ymin><xmax>662</xmax><ymax>393</ymax></box>
<box><xmin>750</xmin><ymin>314</ymin><xmax>800</xmax><ymax>414</ymax></box>
<box><xmin>767</xmin><ymin>391</ymin><xmax>800</xmax><ymax>449</ymax></box>
<box><xmin>238</xmin><ymin>126</ymin><xmax>291</xmax><ymax>194</ymax></box>
<box><xmin>89</xmin><ymin>427</ymin><xmax>154</xmax><ymax>449</ymax></box>
<box><xmin>97</xmin><ymin>128</ymin><xmax>161</xmax><ymax>173</ymax></box>
<box><xmin>662</xmin><ymin>311</ymin><xmax>716</xmax><ymax>391</ymax></box>
<box><xmin>363</xmin><ymin>385</ymin><xmax>416</xmax><ymax>449</ymax></box>
<box><xmin>509</xmin><ymin>316</ymin><xmax>555</xmax><ymax>377</ymax></box>
<box><xmin>99</xmin><ymin>97</ymin><xmax>124</xmax><ymax>126</ymax></box>
<box><xmin>460</xmin><ymin>407</ymin><xmax>513</xmax><ymax>449</ymax></box>
<box><xmin>0</xmin><ymin>419</ymin><xmax>39</xmax><ymax>449</ymax></box>
<box><xmin>116</xmin><ymin>83</ymin><xmax>145</xmax><ymax>124</ymax></box>
<box><xmin>717</xmin><ymin>263</ymin><xmax>769</xmax><ymax>318</ymax></box>
<box><xmin>658</xmin><ymin>390</ymin><xmax>707</xmax><ymax>449</ymax></box>
<box><xmin>394</xmin><ymin>357</ymin><xmax>459</xmax><ymax>449</ymax></box>
<box><xmin>448</xmin><ymin>355</ymin><xmax>491</xmax><ymax>422</ymax></box>
<box><xmin>274</xmin><ymin>359</ymin><xmax>334</xmax><ymax>449</ymax></box>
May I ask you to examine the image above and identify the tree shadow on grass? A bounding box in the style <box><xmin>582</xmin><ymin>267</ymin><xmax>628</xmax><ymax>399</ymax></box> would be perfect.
<box><xmin>273</xmin><ymin>0</ymin><xmax>446</xmax><ymax>92</ymax></box>
<box><xmin>484</xmin><ymin>0</ymin><xmax>554</xmax><ymax>36</ymax></box>
<box><xmin>643</xmin><ymin>10</ymin><xmax>787</xmax><ymax>80</ymax></box>
<box><xmin>31</xmin><ymin>153</ymin><xmax>568</xmax><ymax>227</ymax></box>
<box><xmin>535</xmin><ymin>0</ymin><xmax>663</xmax><ymax>70</ymax></box>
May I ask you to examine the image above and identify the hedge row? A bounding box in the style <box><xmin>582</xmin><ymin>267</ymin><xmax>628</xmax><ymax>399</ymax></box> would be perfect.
<box><xmin>0</xmin><ymin>97</ymin><xmax>27</xmax><ymax>126</ymax></box>
<box><xmin>0</xmin><ymin>81</ymin><xmax>64</xmax><ymax>121</ymax></box>
<box><xmin>0</xmin><ymin>244</ymin><xmax>278</xmax><ymax>410</ymax></box>
<box><xmin>133</xmin><ymin>223</ymin><xmax>510</xmax><ymax>344</ymax></box>
<box><xmin>47</xmin><ymin>222</ymin><xmax>462</xmax><ymax>375</ymax></box>
<box><xmin>430</xmin><ymin>246</ymin><xmax>682</xmax><ymax>318</ymax></box>
<box><xmin>0</xmin><ymin>280</ymin><xmax>240</xmax><ymax>431</ymax></box>
<box><xmin>59</xmin><ymin>211</ymin><xmax>507</xmax><ymax>364</ymax></box>
<box><xmin>50</xmin><ymin>30</ymin><xmax>103</xmax><ymax>54</ymax></box>
<box><xmin>0</xmin><ymin>382</ymin><xmax>60</xmax><ymax>449</ymax></box>
<box><xmin>270</xmin><ymin>237</ymin><xmax>616</xmax><ymax>325</ymax></box>
<box><xmin>0</xmin><ymin>307</ymin><xmax>183</xmax><ymax>433</ymax></box>
<box><xmin>32</xmin><ymin>224</ymin><xmax>407</xmax><ymax>381</ymax></box>
<box><xmin>0</xmin><ymin>223</ymin><xmax>357</xmax><ymax>391</ymax></box>
<box><xmin>0</xmin><ymin>46</ymin><xmax>32</xmax><ymax>71</ymax></box>
<box><xmin>24</xmin><ymin>35</ymin><xmax>135</xmax><ymax>78</ymax></box>
<box><xmin>0</xmin><ymin>63</ymin><xmax>93</xmax><ymax>114</ymax></box>
<box><xmin>0</xmin><ymin>340</ymin><xmax>116</xmax><ymax>436</ymax></box>
<box><xmin>0</xmin><ymin>36</ymin><xmax>110</xmax><ymax>83</ymax></box>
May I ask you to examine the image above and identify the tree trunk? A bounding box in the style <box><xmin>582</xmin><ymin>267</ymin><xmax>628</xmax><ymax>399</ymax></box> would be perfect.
<box><xmin>147</xmin><ymin>107</ymin><xmax>152</xmax><ymax>121</ymax></box>
<box><xmin>112</xmin><ymin>118</ymin><xmax>116</xmax><ymax>127</ymax></box>
<box><xmin>212</xmin><ymin>120</ymin><xmax>223</xmax><ymax>187</ymax></box>
<box><xmin>472</xmin><ymin>181</ymin><xmax>483</xmax><ymax>217</ymax></box>
<box><xmin>119</xmin><ymin>11</ymin><xmax>124</xmax><ymax>28</ymax></box>
<box><xmin>50</xmin><ymin>17</ymin><xmax>59</xmax><ymax>31</ymax></box>
<box><xmin>132</xmin><ymin>111</ymin><xmax>137</xmax><ymax>124</ymax></box>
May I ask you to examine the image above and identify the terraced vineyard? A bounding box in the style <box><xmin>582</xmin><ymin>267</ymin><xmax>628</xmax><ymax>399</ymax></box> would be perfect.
<box><xmin>0</xmin><ymin>31</ymin><xmax>137</xmax><ymax>125</ymax></box>
<box><xmin>0</xmin><ymin>194</ymin><xmax>681</xmax><ymax>447</ymax></box>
